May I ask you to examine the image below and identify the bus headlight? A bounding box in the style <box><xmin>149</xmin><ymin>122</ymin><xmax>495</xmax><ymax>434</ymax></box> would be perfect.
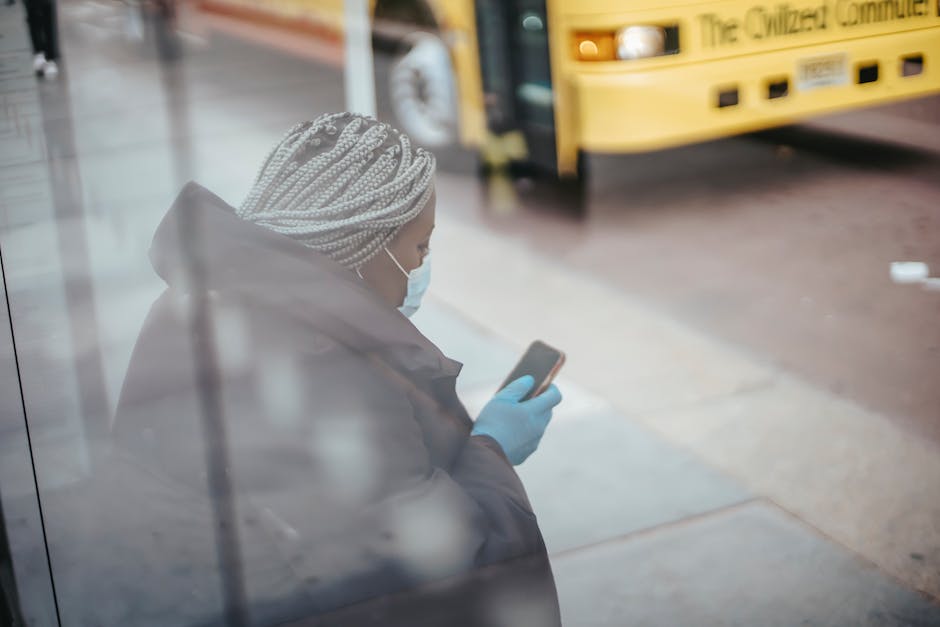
<box><xmin>615</xmin><ymin>26</ymin><xmax>666</xmax><ymax>60</ymax></box>
<box><xmin>573</xmin><ymin>25</ymin><xmax>678</xmax><ymax>62</ymax></box>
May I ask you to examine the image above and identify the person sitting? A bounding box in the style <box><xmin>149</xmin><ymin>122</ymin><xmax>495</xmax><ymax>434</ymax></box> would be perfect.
<box><xmin>99</xmin><ymin>112</ymin><xmax>564</xmax><ymax>626</ymax></box>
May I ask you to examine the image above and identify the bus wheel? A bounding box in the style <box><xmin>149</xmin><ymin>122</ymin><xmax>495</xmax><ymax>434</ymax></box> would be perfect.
<box><xmin>386</xmin><ymin>32</ymin><xmax>459</xmax><ymax>149</ymax></box>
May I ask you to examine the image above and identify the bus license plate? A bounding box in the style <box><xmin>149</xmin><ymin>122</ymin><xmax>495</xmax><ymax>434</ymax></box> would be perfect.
<box><xmin>797</xmin><ymin>53</ymin><xmax>849</xmax><ymax>91</ymax></box>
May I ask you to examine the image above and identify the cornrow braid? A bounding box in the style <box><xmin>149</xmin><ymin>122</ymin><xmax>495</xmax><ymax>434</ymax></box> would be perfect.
<box><xmin>237</xmin><ymin>112</ymin><xmax>436</xmax><ymax>270</ymax></box>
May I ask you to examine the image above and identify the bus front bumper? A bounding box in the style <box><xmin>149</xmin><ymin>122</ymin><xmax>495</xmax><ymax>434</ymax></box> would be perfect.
<box><xmin>567</xmin><ymin>28</ymin><xmax>940</xmax><ymax>159</ymax></box>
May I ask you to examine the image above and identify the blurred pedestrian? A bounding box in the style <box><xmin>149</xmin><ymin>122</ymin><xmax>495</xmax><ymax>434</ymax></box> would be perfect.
<box><xmin>95</xmin><ymin>112</ymin><xmax>564</xmax><ymax>626</ymax></box>
<box><xmin>23</xmin><ymin>0</ymin><xmax>59</xmax><ymax>78</ymax></box>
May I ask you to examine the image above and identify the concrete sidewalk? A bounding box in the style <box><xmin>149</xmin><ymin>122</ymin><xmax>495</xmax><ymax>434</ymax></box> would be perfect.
<box><xmin>417</xmin><ymin>205</ymin><xmax>940</xmax><ymax>625</ymax></box>
<box><xmin>412</xmin><ymin>286</ymin><xmax>940</xmax><ymax>625</ymax></box>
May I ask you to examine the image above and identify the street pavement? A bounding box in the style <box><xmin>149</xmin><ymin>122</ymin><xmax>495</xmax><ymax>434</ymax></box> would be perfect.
<box><xmin>1</xmin><ymin>1</ymin><xmax>939</xmax><ymax>625</ymax></box>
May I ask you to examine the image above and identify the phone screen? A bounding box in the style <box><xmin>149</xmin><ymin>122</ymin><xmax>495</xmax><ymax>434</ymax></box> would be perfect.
<box><xmin>499</xmin><ymin>341</ymin><xmax>565</xmax><ymax>401</ymax></box>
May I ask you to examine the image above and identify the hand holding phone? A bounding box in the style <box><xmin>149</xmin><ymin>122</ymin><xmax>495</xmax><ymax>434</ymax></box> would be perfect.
<box><xmin>498</xmin><ymin>341</ymin><xmax>566</xmax><ymax>401</ymax></box>
<box><xmin>472</xmin><ymin>341</ymin><xmax>565</xmax><ymax>465</ymax></box>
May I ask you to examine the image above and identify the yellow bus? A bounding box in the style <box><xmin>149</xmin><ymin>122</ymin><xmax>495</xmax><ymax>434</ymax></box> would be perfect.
<box><xmin>198</xmin><ymin>0</ymin><xmax>940</xmax><ymax>179</ymax></box>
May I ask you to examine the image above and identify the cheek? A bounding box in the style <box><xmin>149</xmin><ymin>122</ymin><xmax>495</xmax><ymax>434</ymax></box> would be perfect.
<box><xmin>407</xmin><ymin>252</ymin><xmax>423</xmax><ymax>273</ymax></box>
<box><xmin>391</xmin><ymin>244</ymin><xmax>421</xmax><ymax>274</ymax></box>
<box><xmin>384</xmin><ymin>252</ymin><xmax>410</xmax><ymax>298</ymax></box>
<box><xmin>391</xmin><ymin>269</ymin><xmax>408</xmax><ymax>305</ymax></box>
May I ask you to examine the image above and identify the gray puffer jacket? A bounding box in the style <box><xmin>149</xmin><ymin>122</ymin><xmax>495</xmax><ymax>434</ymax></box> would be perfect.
<box><xmin>45</xmin><ymin>183</ymin><xmax>560</xmax><ymax>627</ymax></box>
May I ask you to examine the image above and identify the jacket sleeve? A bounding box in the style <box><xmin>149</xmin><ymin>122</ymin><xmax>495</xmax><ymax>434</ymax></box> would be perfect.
<box><xmin>343</xmin><ymin>353</ymin><xmax>545</xmax><ymax>568</ymax></box>
<box><xmin>448</xmin><ymin>433</ymin><xmax>545</xmax><ymax>564</ymax></box>
<box><xmin>235</xmin><ymin>341</ymin><xmax>546</xmax><ymax>613</ymax></box>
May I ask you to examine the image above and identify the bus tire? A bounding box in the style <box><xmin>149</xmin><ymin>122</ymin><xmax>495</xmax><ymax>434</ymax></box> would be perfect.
<box><xmin>385</xmin><ymin>31</ymin><xmax>459</xmax><ymax>149</ymax></box>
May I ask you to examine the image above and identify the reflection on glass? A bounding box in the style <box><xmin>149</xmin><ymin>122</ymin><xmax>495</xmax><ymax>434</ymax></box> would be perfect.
<box><xmin>3</xmin><ymin>1</ymin><xmax>939</xmax><ymax>626</ymax></box>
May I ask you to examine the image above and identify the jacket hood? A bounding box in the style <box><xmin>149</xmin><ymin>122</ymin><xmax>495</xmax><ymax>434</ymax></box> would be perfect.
<box><xmin>149</xmin><ymin>182</ymin><xmax>461</xmax><ymax>379</ymax></box>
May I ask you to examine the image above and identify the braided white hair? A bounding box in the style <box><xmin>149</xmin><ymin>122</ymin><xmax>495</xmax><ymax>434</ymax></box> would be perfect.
<box><xmin>237</xmin><ymin>112</ymin><xmax>436</xmax><ymax>270</ymax></box>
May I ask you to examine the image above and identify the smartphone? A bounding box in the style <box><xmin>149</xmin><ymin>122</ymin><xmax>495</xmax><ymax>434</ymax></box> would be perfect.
<box><xmin>499</xmin><ymin>341</ymin><xmax>566</xmax><ymax>401</ymax></box>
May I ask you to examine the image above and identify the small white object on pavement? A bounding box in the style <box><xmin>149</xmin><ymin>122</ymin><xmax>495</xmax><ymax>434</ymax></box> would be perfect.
<box><xmin>890</xmin><ymin>262</ymin><xmax>929</xmax><ymax>284</ymax></box>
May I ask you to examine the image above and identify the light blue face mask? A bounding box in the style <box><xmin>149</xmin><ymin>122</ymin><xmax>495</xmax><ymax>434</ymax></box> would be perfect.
<box><xmin>385</xmin><ymin>247</ymin><xmax>431</xmax><ymax>318</ymax></box>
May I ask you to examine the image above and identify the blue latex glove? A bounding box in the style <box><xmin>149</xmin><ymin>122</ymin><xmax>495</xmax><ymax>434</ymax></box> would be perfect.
<box><xmin>471</xmin><ymin>375</ymin><xmax>563</xmax><ymax>465</ymax></box>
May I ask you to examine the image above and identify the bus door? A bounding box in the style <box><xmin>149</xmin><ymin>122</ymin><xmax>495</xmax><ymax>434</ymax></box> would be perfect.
<box><xmin>475</xmin><ymin>0</ymin><xmax>557</xmax><ymax>173</ymax></box>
